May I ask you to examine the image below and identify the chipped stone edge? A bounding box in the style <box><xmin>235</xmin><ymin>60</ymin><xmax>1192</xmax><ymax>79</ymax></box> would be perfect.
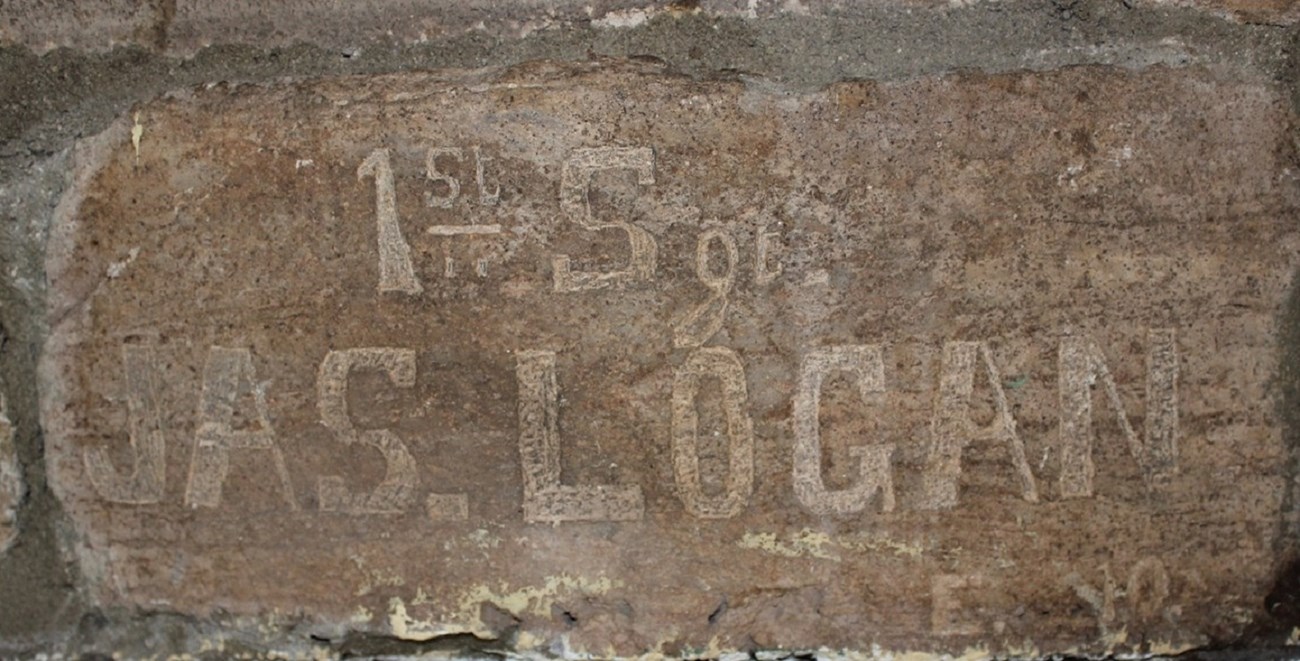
<box><xmin>0</xmin><ymin>395</ymin><xmax>18</xmax><ymax>554</ymax></box>
<box><xmin>38</xmin><ymin>114</ymin><xmax>134</xmax><ymax>607</ymax></box>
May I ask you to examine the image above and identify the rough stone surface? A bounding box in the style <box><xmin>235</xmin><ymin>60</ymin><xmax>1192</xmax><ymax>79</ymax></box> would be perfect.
<box><xmin>2</xmin><ymin>0</ymin><xmax>1296</xmax><ymax>55</ymax></box>
<box><xmin>39</xmin><ymin>60</ymin><xmax>1300</xmax><ymax>657</ymax></box>
<box><xmin>0</xmin><ymin>397</ymin><xmax>17</xmax><ymax>552</ymax></box>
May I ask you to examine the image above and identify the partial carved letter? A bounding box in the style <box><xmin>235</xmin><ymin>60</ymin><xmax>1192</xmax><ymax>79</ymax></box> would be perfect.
<box><xmin>185</xmin><ymin>347</ymin><xmax>297</xmax><ymax>509</ymax></box>
<box><xmin>358</xmin><ymin>147</ymin><xmax>423</xmax><ymax>294</ymax></box>
<box><xmin>516</xmin><ymin>350</ymin><xmax>644</xmax><ymax>522</ymax></box>
<box><xmin>84</xmin><ymin>345</ymin><xmax>166</xmax><ymax>504</ymax></box>
<box><xmin>1058</xmin><ymin>329</ymin><xmax>1178</xmax><ymax>498</ymax></box>
<box><xmin>674</xmin><ymin>229</ymin><xmax>738</xmax><ymax>349</ymax></box>
<box><xmin>424</xmin><ymin>147</ymin><xmax>462</xmax><ymax>208</ymax></box>
<box><xmin>792</xmin><ymin>345</ymin><xmax>895</xmax><ymax>516</ymax></box>
<box><xmin>473</xmin><ymin>146</ymin><xmax>501</xmax><ymax>206</ymax></box>
<box><xmin>552</xmin><ymin>147</ymin><xmax>657</xmax><ymax>292</ymax></box>
<box><xmin>919</xmin><ymin>341</ymin><xmax>1038</xmax><ymax>509</ymax></box>
<box><xmin>316</xmin><ymin>348</ymin><xmax>454</xmax><ymax>516</ymax></box>
<box><xmin>672</xmin><ymin>347</ymin><xmax>755</xmax><ymax>518</ymax></box>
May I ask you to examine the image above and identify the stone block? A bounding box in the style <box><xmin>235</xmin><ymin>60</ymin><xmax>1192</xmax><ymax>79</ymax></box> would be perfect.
<box><xmin>2</xmin><ymin>0</ymin><xmax>1295</xmax><ymax>55</ymax></box>
<box><xmin>41</xmin><ymin>60</ymin><xmax>1300</xmax><ymax>656</ymax></box>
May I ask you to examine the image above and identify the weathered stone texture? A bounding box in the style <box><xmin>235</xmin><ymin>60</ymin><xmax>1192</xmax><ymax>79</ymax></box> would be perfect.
<box><xmin>2</xmin><ymin>0</ymin><xmax>1296</xmax><ymax>55</ymax></box>
<box><xmin>0</xmin><ymin>0</ymin><xmax>160</xmax><ymax>53</ymax></box>
<box><xmin>40</xmin><ymin>61</ymin><xmax>1300</xmax><ymax>656</ymax></box>
<box><xmin>0</xmin><ymin>398</ymin><xmax>17</xmax><ymax>553</ymax></box>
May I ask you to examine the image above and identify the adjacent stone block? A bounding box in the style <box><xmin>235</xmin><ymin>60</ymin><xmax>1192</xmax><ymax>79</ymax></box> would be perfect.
<box><xmin>0</xmin><ymin>0</ymin><xmax>160</xmax><ymax>53</ymax></box>
<box><xmin>42</xmin><ymin>61</ymin><xmax>1300</xmax><ymax>656</ymax></box>
<box><xmin>3</xmin><ymin>0</ymin><xmax>1295</xmax><ymax>55</ymax></box>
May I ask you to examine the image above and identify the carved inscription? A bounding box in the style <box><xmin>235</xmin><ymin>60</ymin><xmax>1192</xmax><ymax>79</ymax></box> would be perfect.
<box><xmin>671</xmin><ymin>347</ymin><xmax>754</xmax><ymax>518</ymax></box>
<box><xmin>43</xmin><ymin>66</ymin><xmax>1295</xmax><ymax>655</ymax></box>
<box><xmin>76</xmin><ymin>145</ymin><xmax>1196</xmax><ymax>523</ymax></box>
<box><xmin>1058</xmin><ymin>329</ymin><xmax>1179</xmax><ymax>498</ymax></box>
<box><xmin>674</xmin><ymin>230</ymin><xmax>739</xmax><ymax>349</ymax></box>
<box><xmin>920</xmin><ymin>342</ymin><xmax>1037</xmax><ymax>510</ymax></box>
<box><xmin>89</xmin><ymin>333</ymin><xmax>1182</xmax><ymax>518</ymax></box>
<box><xmin>516</xmin><ymin>350</ymin><xmax>645</xmax><ymax>523</ymax></box>
<box><xmin>319</xmin><ymin>348</ymin><xmax>429</xmax><ymax>515</ymax></box>
<box><xmin>358</xmin><ymin>148</ymin><xmax>422</xmax><ymax>295</ymax></box>
<box><xmin>185</xmin><ymin>347</ymin><xmax>297</xmax><ymax>509</ymax></box>
<box><xmin>792</xmin><ymin>346</ymin><xmax>895</xmax><ymax>515</ymax></box>
<box><xmin>84</xmin><ymin>346</ymin><xmax>166</xmax><ymax>504</ymax></box>
<box><xmin>553</xmin><ymin>147</ymin><xmax>657</xmax><ymax>292</ymax></box>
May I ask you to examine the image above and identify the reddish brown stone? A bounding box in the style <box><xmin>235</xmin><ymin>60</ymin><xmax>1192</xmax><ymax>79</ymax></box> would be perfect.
<box><xmin>41</xmin><ymin>61</ymin><xmax>1300</xmax><ymax>656</ymax></box>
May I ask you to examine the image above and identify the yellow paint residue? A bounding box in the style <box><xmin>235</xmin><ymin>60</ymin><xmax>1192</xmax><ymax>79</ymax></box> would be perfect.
<box><xmin>350</xmin><ymin>605</ymin><xmax>373</xmax><ymax>624</ymax></box>
<box><xmin>840</xmin><ymin>531</ymin><xmax>926</xmax><ymax>559</ymax></box>
<box><xmin>738</xmin><ymin>529</ymin><xmax>839</xmax><ymax>560</ymax></box>
<box><xmin>131</xmin><ymin>112</ymin><xmax>143</xmax><ymax>162</ymax></box>
<box><xmin>889</xmin><ymin>648</ymin><xmax>991</xmax><ymax>661</ymax></box>
<box><xmin>456</xmin><ymin>573</ymin><xmax>619</xmax><ymax>619</ymax></box>
<box><xmin>1147</xmin><ymin>639</ymin><xmax>1198</xmax><ymax>656</ymax></box>
<box><xmin>514</xmin><ymin>629</ymin><xmax>547</xmax><ymax>652</ymax></box>
<box><xmin>388</xmin><ymin>574</ymin><xmax>619</xmax><ymax>641</ymax></box>
<box><xmin>738</xmin><ymin>528</ymin><xmax>925</xmax><ymax>562</ymax></box>
<box><xmin>1101</xmin><ymin>626</ymin><xmax>1128</xmax><ymax>652</ymax></box>
<box><xmin>388</xmin><ymin>597</ymin><xmax>474</xmax><ymax>641</ymax></box>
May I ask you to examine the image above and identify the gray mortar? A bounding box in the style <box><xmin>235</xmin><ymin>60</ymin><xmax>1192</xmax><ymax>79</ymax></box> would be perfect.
<box><xmin>0</xmin><ymin>0</ymin><xmax>1298</xmax><ymax>657</ymax></box>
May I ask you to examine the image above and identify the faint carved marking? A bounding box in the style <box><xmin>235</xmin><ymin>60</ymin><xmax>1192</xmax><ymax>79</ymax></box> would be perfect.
<box><xmin>427</xmin><ymin>493</ymin><xmax>470</xmax><ymax>521</ymax></box>
<box><xmin>317</xmin><ymin>348</ymin><xmax>461</xmax><ymax>516</ymax></box>
<box><xmin>792</xmin><ymin>345</ymin><xmax>896</xmax><ymax>516</ymax></box>
<box><xmin>516</xmin><ymin>350</ymin><xmax>644</xmax><ymax>522</ymax></box>
<box><xmin>671</xmin><ymin>347</ymin><xmax>755</xmax><ymax>518</ymax></box>
<box><xmin>424</xmin><ymin>147</ymin><xmax>463</xmax><ymax>208</ymax></box>
<box><xmin>185</xmin><ymin>347</ymin><xmax>298</xmax><ymax>509</ymax></box>
<box><xmin>1058</xmin><ymin>329</ymin><xmax>1179</xmax><ymax>498</ymax></box>
<box><xmin>1068</xmin><ymin>564</ymin><xmax>1117</xmax><ymax>626</ymax></box>
<box><xmin>802</xmin><ymin>269</ymin><xmax>830</xmax><ymax>287</ymax></box>
<box><xmin>674</xmin><ymin>229</ymin><xmax>738</xmax><ymax>349</ymax></box>
<box><xmin>1070</xmin><ymin>558</ymin><xmax>1170</xmax><ymax>630</ymax></box>
<box><xmin>425</xmin><ymin>145</ymin><xmax>499</xmax><ymax>208</ymax></box>
<box><xmin>0</xmin><ymin>395</ymin><xmax>20</xmax><ymax>552</ymax></box>
<box><xmin>919</xmin><ymin>341</ymin><xmax>1038</xmax><ymax>509</ymax></box>
<box><xmin>472</xmin><ymin>145</ymin><xmax>501</xmax><ymax>206</ymax></box>
<box><xmin>931</xmin><ymin>574</ymin><xmax>986</xmax><ymax>635</ymax></box>
<box><xmin>552</xmin><ymin>147</ymin><xmax>657</xmax><ymax>292</ymax></box>
<box><xmin>754</xmin><ymin>223</ymin><xmax>784</xmax><ymax>286</ymax></box>
<box><xmin>427</xmin><ymin>225</ymin><xmax>502</xmax><ymax>236</ymax></box>
<box><xmin>358</xmin><ymin>148</ymin><xmax>423</xmax><ymax>294</ymax></box>
<box><xmin>1127</xmin><ymin>557</ymin><xmax>1171</xmax><ymax>623</ymax></box>
<box><xmin>350</xmin><ymin>553</ymin><xmax>405</xmax><ymax>597</ymax></box>
<box><xmin>85</xmin><ymin>345</ymin><xmax>166</xmax><ymax>504</ymax></box>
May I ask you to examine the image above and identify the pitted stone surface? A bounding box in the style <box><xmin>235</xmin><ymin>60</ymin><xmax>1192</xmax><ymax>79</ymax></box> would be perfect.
<box><xmin>0</xmin><ymin>397</ymin><xmax>17</xmax><ymax>553</ymax></box>
<box><xmin>2</xmin><ymin>0</ymin><xmax>1296</xmax><ymax>54</ymax></box>
<box><xmin>41</xmin><ymin>61</ymin><xmax>1300</xmax><ymax>656</ymax></box>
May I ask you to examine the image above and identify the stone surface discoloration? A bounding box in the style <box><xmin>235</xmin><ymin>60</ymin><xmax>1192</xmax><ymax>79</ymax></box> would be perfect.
<box><xmin>38</xmin><ymin>60</ymin><xmax>1300</xmax><ymax>656</ymax></box>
